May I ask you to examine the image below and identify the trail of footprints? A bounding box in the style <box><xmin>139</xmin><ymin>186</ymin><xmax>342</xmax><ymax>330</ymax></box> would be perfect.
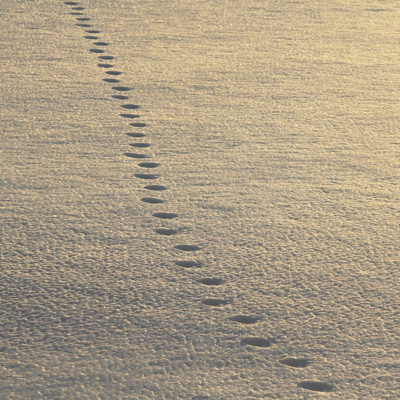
<box><xmin>63</xmin><ymin>1</ymin><xmax>335</xmax><ymax>395</ymax></box>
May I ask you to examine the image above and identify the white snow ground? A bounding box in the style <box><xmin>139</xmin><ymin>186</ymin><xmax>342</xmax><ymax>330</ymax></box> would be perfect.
<box><xmin>1</xmin><ymin>0</ymin><xmax>400</xmax><ymax>398</ymax></box>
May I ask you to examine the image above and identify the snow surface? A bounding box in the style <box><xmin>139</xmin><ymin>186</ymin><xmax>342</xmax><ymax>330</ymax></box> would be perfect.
<box><xmin>1</xmin><ymin>0</ymin><xmax>400</xmax><ymax>398</ymax></box>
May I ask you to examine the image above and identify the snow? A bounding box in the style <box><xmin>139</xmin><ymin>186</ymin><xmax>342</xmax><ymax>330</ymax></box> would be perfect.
<box><xmin>1</xmin><ymin>0</ymin><xmax>399</xmax><ymax>398</ymax></box>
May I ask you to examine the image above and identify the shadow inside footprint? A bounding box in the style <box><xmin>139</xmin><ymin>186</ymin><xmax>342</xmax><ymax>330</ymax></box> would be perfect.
<box><xmin>197</xmin><ymin>278</ymin><xmax>223</xmax><ymax>286</ymax></box>
<box><xmin>228</xmin><ymin>315</ymin><xmax>258</xmax><ymax>324</ymax></box>
<box><xmin>279</xmin><ymin>358</ymin><xmax>310</xmax><ymax>368</ymax></box>
<box><xmin>174</xmin><ymin>245</ymin><xmax>201</xmax><ymax>252</ymax></box>
<box><xmin>86</xmin><ymin>30</ymin><xmax>100</xmax><ymax>33</ymax></box>
<box><xmin>202</xmin><ymin>299</ymin><xmax>228</xmax><ymax>307</ymax></box>
<box><xmin>76</xmin><ymin>23</ymin><xmax>91</xmax><ymax>27</ymax></box>
<box><xmin>112</xmin><ymin>86</ymin><xmax>132</xmax><ymax>91</ymax></box>
<box><xmin>241</xmin><ymin>337</ymin><xmax>271</xmax><ymax>347</ymax></box>
<box><xmin>138</xmin><ymin>162</ymin><xmax>160</xmax><ymax>168</ymax></box>
<box><xmin>93</xmin><ymin>41</ymin><xmax>108</xmax><ymax>46</ymax></box>
<box><xmin>145</xmin><ymin>185</ymin><xmax>167</xmax><ymax>191</ymax></box>
<box><xmin>153</xmin><ymin>212</ymin><xmax>178</xmax><ymax>219</ymax></box>
<box><xmin>297</xmin><ymin>381</ymin><xmax>333</xmax><ymax>393</ymax></box>
<box><xmin>124</xmin><ymin>152</ymin><xmax>149</xmax><ymax>159</ymax></box>
<box><xmin>98</xmin><ymin>63</ymin><xmax>113</xmax><ymax>68</ymax></box>
<box><xmin>100</xmin><ymin>56</ymin><xmax>115</xmax><ymax>60</ymax></box>
<box><xmin>103</xmin><ymin>78</ymin><xmax>120</xmax><ymax>83</ymax></box>
<box><xmin>121</xmin><ymin>104</ymin><xmax>140</xmax><ymax>109</ymax></box>
<box><xmin>126</xmin><ymin>133</ymin><xmax>145</xmax><ymax>138</ymax></box>
<box><xmin>129</xmin><ymin>143</ymin><xmax>150</xmax><ymax>148</ymax></box>
<box><xmin>120</xmin><ymin>114</ymin><xmax>140</xmax><ymax>119</ymax></box>
<box><xmin>175</xmin><ymin>261</ymin><xmax>201</xmax><ymax>268</ymax></box>
<box><xmin>84</xmin><ymin>36</ymin><xmax>98</xmax><ymax>40</ymax></box>
<box><xmin>89</xmin><ymin>49</ymin><xmax>104</xmax><ymax>53</ymax></box>
<box><xmin>65</xmin><ymin>1</ymin><xmax>79</xmax><ymax>4</ymax></box>
<box><xmin>112</xmin><ymin>95</ymin><xmax>129</xmax><ymax>100</ymax></box>
<box><xmin>134</xmin><ymin>174</ymin><xmax>159</xmax><ymax>180</ymax></box>
<box><xmin>130</xmin><ymin>122</ymin><xmax>147</xmax><ymax>127</ymax></box>
<box><xmin>106</xmin><ymin>70</ymin><xmax>121</xmax><ymax>75</ymax></box>
<box><xmin>155</xmin><ymin>228</ymin><xmax>178</xmax><ymax>236</ymax></box>
<box><xmin>141</xmin><ymin>197</ymin><xmax>165</xmax><ymax>204</ymax></box>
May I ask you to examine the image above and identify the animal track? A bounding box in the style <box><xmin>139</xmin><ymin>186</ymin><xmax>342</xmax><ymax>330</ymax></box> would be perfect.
<box><xmin>279</xmin><ymin>358</ymin><xmax>310</xmax><ymax>368</ymax></box>
<box><xmin>120</xmin><ymin>114</ymin><xmax>140</xmax><ymax>119</ymax></box>
<box><xmin>141</xmin><ymin>197</ymin><xmax>165</xmax><ymax>204</ymax></box>
<box><xmin>64</xmin><ymin>1</ymin><xmax>79</xmax><ymax>4</ymax></box>
<box><xmin>197</xmin><ymin>278</ymin><xmax>223</xmax><ymax>286</ymax></box>
<box><xmin>93</xmin><ymin>41</ymin><xmax>109</xmax><ymax>46</ymax></box>
<box><xmin>202</xmin><ymin>299</ymin><xmax>228</xmax><ymax>307</ymax></box>
<box><xmin>153</xmin><ymin>212</ymin><xmax>178</xmax><ymax>219</ymax></box>
<box><xmin>84</xmin><ymin>36</ymin><xmax>98</xmax><ymax>40</ymax></box>
<box><xmin>228</xmin><ymin>315</ymin><xmax>258</xmax><ymax>324</ymax></box>
<box><xmin>138</xmin><ymin>162</ymin><xmax>160</xmax><ymax>168</ymax></box>
<box><xmin>155</xmin><ymin>228</ymin><xmax>178</xmax><ymax>236</ymax></box>
<box><xmin>174</xmin><ymin>245</ymin><xmax>201</xmax><ymax>252</ymax></box>
<box><xmin>297</xmin><ymin>381</ymin><xmax>334</xmax><ymax>393</ymax></box>
<box><xmin>76</xmin><ymin>17</ymin><xmax>90</xmax><ymax>21</ymax></box>
<box><xmin>144</xmin><ymin>185</ymin><xmax>167</xmax><ymax>191</ymax></box>
<box><xmin>76</xmin><ymin>23</ymin><xmax>91</xmax><ymax>27</ymax></box>
<box><xmin>112</xmin><ymin>86</ymin><xmax>132</xmax><ymax>91</ymax></box>
<box><xmin>86</xmin><ymin>30</ymin><xmax>101</xmax><ymax>34</ymax></box>
<box><xmin>241</xmin><ymin>337</ymin><xmax>271</xmax><ymax>347</ymax></box>
<box><xmin>70</xmin><ymin>12</ymin><xmax>84</xmax><ymax>15</ymax></box>
<box><xmin>126</xmin><ymin>133</ymin><xmax>145</xmax><ymax>138</ymax></box>
<box><xmin>90</xmin><ymin>49</ymin><xmax>104</xmax><ymax>53</ymax></box>
<box><xmin>129</xmin><ymin>143</ymin><xmax>150</xmax><ymax>148</ymax></box>
<box><xmin>112</xmin><ymin>95</ymin><xmax>129</xmax><ymax>100</ymax></box>
<box><xmin>124</xmin><ymin>152</ymin><xmax>149</xmax><ymax>159</ymax></box>
<box><xmin>72</xmin><ymin>6</ymin><xmax>84</xmax><ymax>10</ymax></box>
<box><xmin>103</xmin><ymin>78</ymin><xmax>120</xmax><ymax>83</ymax></box>
<box><xmin>98</xmin><ymin>63</ymin><xmax>113</xmax><ymax>68</ymax></box>
<box><xmin>106</xmin><ymin>70</ymin><xmax>121</xmax><ymax>75</ymax></box>
<box><xmin>134</xmin><ymin>174</ymin><xmax>159</xmax><ymax>180</ymax></box>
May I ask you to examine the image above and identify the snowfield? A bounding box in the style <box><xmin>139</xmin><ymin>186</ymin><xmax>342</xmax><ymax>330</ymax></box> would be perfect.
<box><xmin>1</xmin><ymin>0</ymin><xmax>399</xmax><ymax>398</ymax></box>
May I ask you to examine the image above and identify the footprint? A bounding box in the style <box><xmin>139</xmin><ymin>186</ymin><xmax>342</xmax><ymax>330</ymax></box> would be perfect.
<box><xmin>175</xmin><ymin>261</ymin><xmax>201</xmax><ymax>268</ymax></box>
<box><xmin>72</xmin><ymin>6</ymin><xmax>84</xmax><ymax>10</ymax></box>
<box><xmin>155</xmin><ymin>228</ymin><xmax>178</xmax><ymax>236</ymax></box>
<box><xmin>228</xmin><ymin>315</ymin><xmax>258</xmax><ymax>324</ymax></box>
<box><xmin>121</xmin><ymin>104</ymin><xmax>140</xmax><ymax>109</ymax></box>
<box><xmin>76</xmin><ymin>23</ymin><xmax>91</xmax><ymax>27</ymax></box>
<box><xmin>145</xmin><ymin>185</ymin><xmax>167</xmax><ymax>191</ymax></box>
<box><xmin>103</xmin><ymin>78</ymin><xmax>120</xmax><ymax>83</ymax></box>
<box><xmin>241</xmin><ymin>337</ymin><xmax>271</xmax><ymax>348</ymax></box>
<box><xmin>120</xmin><ymin>114</ymin><xmax>140</xmax><ymax>119</ymax></box>
<box><xmin>86</xmin><ymin>30</ymin><xmax>101</xmax><ymax>33</ymax></box>
<box><xmin>134</xmin><ymin>174</ymin><xmax>159</xmax><ymax>180</ymax></box>
<box><xmin>124</xmin><ymin>152</ymin><xmax>149</xmax><ymax>159</ymax></box>
<box><xmin>130</xmin><ymin>122</ymin><xmax>147</xmax><ymax>127</ymax></box>
<box><xmin>138</xmin><ymin>162</ymin><xmax>160</xmax><ymax>168</ymax></box>
<box><xmin>174</xmin><ymin>245</ymin><xmax>201</xmax><ymax>252</ymax></box>
<box><xmin>141</xmin><ymin>197</ymin><xmax>165</xmax><ymax>204</ymax></box>
<box><xmin>153</xmin><ymin>212</ymin><xmax>178</xmax><ymax>219</ymax></box>
<box><xmin>112</xmin><ymin>95</ymin><xmax>129</xmax><ymax>100</ymax></box>
<box><xmin>297</xmin><ymin>381</ymin><xmax>334</xmax><ymax>393</ymax></box>
<box><xmin>279</xmin><ymin>358</ymin><xmax>310</xmax><ymax>368</ymax></box>
<box><xmin>76</xmin><ymin>17</ymin><xmax>90</xmax><ymax>21</ymax></box>
<box><xmin>93</xmin><ymin>41</ymin><xmax>109</xmax><ymax>46</ymax></box>
<box><xmin>112</xmin><ymin>86</ymin><xmax>132</xmax><ymax>91</ymax></box>
<box><xmin>197</xmin><ymin>278</ymin><xmax>223</xmax><ymax>286</ymax></box>
<box><xmin>106</xmin><ymin>70</ymin><xmax>122</xmax><ymax>75</ymax></box>
<box><xmin>126</xmin><ymin>133</ymin><xmax>145</xmax><ymax>138</ymax></box>
<box><xmin>84</xmin><ymin>36</ymin><xmax>98</xmax><ymax>40</ymax></box>
<box><xmin>129</xmin><ymin>143</ymin><xmax>150</xmax><ymax>148</ymax></box>
<box><xmin>64</xmin><ymin>1</ymin><xmax>79</xmax><ymax>4</ymax></box>
<box><xmin>70</xmin><ymin>12</ymin><xmax>84</xmax><ymax>15</ymax></box>
<box><xmin>89</xmin><ymin>49</ymin><xmax>104</xmax><ymax>53</ymax></box>
<box><xmin>98</xmin><ymin>63</ymin><xmax>113</xmax><ymax>68</ymax></box>
<box><xmin>202</xmin><ymin>299</ymin><xmax>228</xmax><ymax>307</ymax></box>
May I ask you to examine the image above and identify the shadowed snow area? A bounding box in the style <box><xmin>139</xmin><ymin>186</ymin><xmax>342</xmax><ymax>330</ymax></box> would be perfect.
<box><xmin>1</xmin><ymin>0</ymin><xmax>400</xmax><ymax>398</ymax></box>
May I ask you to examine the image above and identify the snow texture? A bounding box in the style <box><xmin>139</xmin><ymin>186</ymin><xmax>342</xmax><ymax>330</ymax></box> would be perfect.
<box><xmin>1</xmin><ymin>0</ymin><xmax>400</xmax><ymax>398</ymax></box>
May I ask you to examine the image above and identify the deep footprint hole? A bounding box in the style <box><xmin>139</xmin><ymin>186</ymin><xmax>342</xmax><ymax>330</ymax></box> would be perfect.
<box><xmin>126</xmin><ymin>133</ymin><xmax>145</xmax><ymax>138</ymax></box>
<box><xmin>175</xmin><ymin>261</ymin><xmax>201</xmax><ymax>268</ymax></box>
<box><xmin>138</xmin><ymin>162</ymin><xmax>160</xmax><ymax>168</ymax></box>
<box><xmin>202</xmin><ymin>299</ymin><xmax>228</xmax><ymax>307</ymax></box>
<box><xmin>153</xmin><ymin>212</ymin><xmax>178</xmax><ymax>219</ymax></box>
<box><xmin>134</xmin><ymin>174</ymin><xmax>159</xmax><ymax>180</ymax></box>
<box><xmin>145</xmin><ymin>185</ymin><xmax>167</xmax><ymax>191</ymax></box>
<box><xmin>141</xmin><ymin>197</ymin><xmax>165</xmax><ymax>204</ymax></box>
<box><xmin>155</xmin><ymin>228</ymin><xmax>178</xmax><ymax>236</ymax></box>
<box><xmin>124</xmin><ymin>152</ymin><xmax>149</xmax><ymax>159</ymax></box>
<box><xmin>174</xmin><ymin>245</ymin><xmax>201</xmax><ymax>252</ymax></box>
<box><xmin>129</xmin><ymin>143</ymin><xmax>150</xmax><ymax>148</ymax></box>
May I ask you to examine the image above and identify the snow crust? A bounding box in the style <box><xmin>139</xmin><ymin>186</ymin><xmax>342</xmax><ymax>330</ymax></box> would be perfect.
<box><xmin>1</xmin><ymin>0</ymin><xmax>400</xmax><ymax>398</ymax></box>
